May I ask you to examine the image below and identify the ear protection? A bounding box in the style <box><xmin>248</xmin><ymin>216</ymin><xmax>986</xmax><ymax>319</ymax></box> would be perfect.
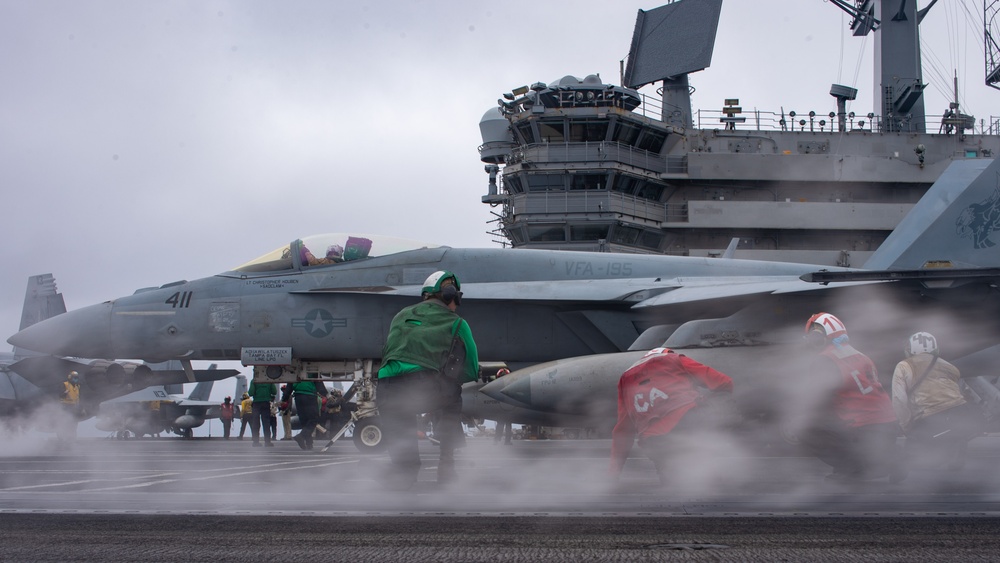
<box><xmin>441</xmin><ymin>284</ymin><xmax>461</xmax><ymax>306</ymax></box>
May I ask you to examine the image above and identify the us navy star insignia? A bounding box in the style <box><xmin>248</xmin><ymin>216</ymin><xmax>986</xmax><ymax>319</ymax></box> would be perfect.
<box><xmin>291</xmin><ymin>308</ymin><xmax>347</xmax><ymax>338</ymax></box>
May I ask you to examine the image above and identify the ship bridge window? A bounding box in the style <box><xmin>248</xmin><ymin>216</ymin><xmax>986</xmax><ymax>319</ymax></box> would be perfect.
<box><xmin>515</xmin><ymin>122</ymin><xmax>535</xmax><ymax>144</ymax></box>
<box><xmin>570</xmin><ymin>173</ymin><xmax>607</xmax><ymax>190</ymax></box>
<box><xmin>527</xmin><ymin>174</ymin><xmax>566</xmax><ymax>191</ymax></box>
<box><xmin>611</xmin><ymin>121</ymin><xmax>641</xmax><ymax>145</ymax></box>
<box><xmin>611</xmin><ymin>225</ymin><xmax>640</xmax><ymax>245</ymax></box>
<box><xmin>612</xmin><ymin>175</ymin><xmax>638</xmax><ymax>195</ymax></box>
<box><xmin>527</xmin><ymin>225</ymin><xmax>567</xmax><ymax>242</ymax></box>
<box><xmin>538</xmin><ymin>120</ymin><xmax>565</xmax><ymax>142</ymax></box>
<box><xmin>506</xmin><ymin>226</ymin><xmax>526</xmax><ymax>245</ymax></box>
<box><xmin>636</xmin><ymin>183</ymin><xmax>664</xmax><ymax>201</ymax></box>
<box><xmin>638</xmin><ymin>231</ymin><xmax>664</xmax><ymax>250</ymax></box>
<box><xmin>636</xmin><ymin>130</ymin><xmax>667</xmax><ymax>153</ymax></box>
<box><xmin>568</xmin><ymin>121</ymin><xmax>609</xmax><ymax>142</ymax></box>
<box><xmin>570</xmin><ymin>224</ymin><xmax>611</xmax><ymax>241</ymax></box>
<box><xmin>504</xmin><ymin>175</ymin><xmax>524</xmax><ymax>194</ymax></box>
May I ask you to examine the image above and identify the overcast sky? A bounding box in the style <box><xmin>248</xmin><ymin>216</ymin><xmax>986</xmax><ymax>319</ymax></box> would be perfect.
<box><xmin>1</xmin><ymin>1</ymin><xmax>995</xmax><ymax>412</ymax></box>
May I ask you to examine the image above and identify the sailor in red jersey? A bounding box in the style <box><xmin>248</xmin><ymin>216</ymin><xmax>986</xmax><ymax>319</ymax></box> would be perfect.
<box><xmin>609</xmin><ymin>347</ymin><xmax>733</xmax><ymax>484</ymax></box>
<box><xmin>800</xmin><ymin>312</ymin><xmax>905</xmax><ymax>483</ymax></box>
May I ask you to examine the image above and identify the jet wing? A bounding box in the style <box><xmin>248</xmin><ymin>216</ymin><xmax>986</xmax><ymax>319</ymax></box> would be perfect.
<box><xmin>172</xmin><ymin>399</ymin><xmax>218</xmax><ymax>408</ymax></box>
<box><xmin>630</xmin><ymin>276</ymin><xmax>879</xmax><ymax>308</ymax></box>
<box><xmin>103</xmin><ymin>387</ymin><xmax>172</xmax><ymax>403</ymax></box>
<box><xmin>800</xmin><ymin>267</ymin><xmax>1000</xmax><ymax>288</ymax></box>
<box><xmin>297</xmin><ymin>277</ymin><xmax>885</xmax><ymax>308</ymax></box>
<box><xmin>101</xmin><ymin>392</ymin><xmax>218</xmax><ymax>412</ymax></box>
<box><xmin>8</xmin><ymin>356</ymin><xmax>238</xmax><ymax>389</ymax></box>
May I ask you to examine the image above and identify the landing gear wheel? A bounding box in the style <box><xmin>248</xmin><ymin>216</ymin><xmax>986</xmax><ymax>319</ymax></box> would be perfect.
<box><xmin>353</xmin><ymin>418</ymin><xmax>385</xmax><ymax>453</ymax></box>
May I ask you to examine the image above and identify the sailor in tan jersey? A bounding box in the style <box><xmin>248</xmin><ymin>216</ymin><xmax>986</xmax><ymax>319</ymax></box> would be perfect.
<box><xmin>891</xmin><ymin>332</ymin><xmax>985</xmax><ymax>469</ymax></box>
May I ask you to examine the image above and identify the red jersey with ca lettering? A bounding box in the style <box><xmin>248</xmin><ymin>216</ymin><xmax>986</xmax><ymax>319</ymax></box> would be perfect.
<box><xmin>819</xmin><ymin>343</ymin><xmax>896</xmax><ymax>428</ymax></box>
<box><xmin>610</xmin><ymin>351</ymin><xmax>733</xmax><ymax>474</ymax></box>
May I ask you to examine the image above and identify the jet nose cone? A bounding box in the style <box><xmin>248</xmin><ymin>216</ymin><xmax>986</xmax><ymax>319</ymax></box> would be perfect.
<box><xmin>480</xmin><ymin>373</ymin><xmax>532</xmax><ymax>407</ymax></box>
<box><xmin>7</xmin><ymin>302</ymin><xmax>114</xmax><ymax>358</ymax></box>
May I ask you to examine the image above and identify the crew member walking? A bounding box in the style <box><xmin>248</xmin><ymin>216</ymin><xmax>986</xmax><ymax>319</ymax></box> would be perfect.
<box><xmin>492</xmin><ymin>369</ymin><xmax>514</xmax><ymax>445</ymax></box>
<box><xmin>62</xmin><ymin>371</ymin><xmax>82</xmax><ymax>412</ymax></box>
<box><xmin>282</xmin><ymin>380</ymin><xmax>328</xmax><ymax>450</ymax></box>
<box><xmin>248</xmin><ymin>380</ymin><xmax>277</xmax><ymax>447</ymax></box>
<box><xmin>220</xmin><ymin>396</ymin><xmax>235</xmax><ymax>439</ymax></box>
<box><xmin>238</xmin><ymin>393</ymin><xmax>252</xmax><ymax>440</ymax></box>
<box><xmin>279</xmin><ymin>384</ymin><xmax>293</xmax><ymax>440</ymax></box>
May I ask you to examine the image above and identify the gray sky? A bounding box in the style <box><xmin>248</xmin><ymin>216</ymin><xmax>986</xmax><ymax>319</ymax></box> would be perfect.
<box><xmin>1</xmin><ymin>1</ymin><xmax>996</xmax><ymax>414</ymax></box>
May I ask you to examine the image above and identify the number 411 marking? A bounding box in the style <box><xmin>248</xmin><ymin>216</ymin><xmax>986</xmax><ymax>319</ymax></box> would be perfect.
<box><xmin>165</xmin><ymin>291</ymin><xmax>193</xmax><ymax>308</ymax></box>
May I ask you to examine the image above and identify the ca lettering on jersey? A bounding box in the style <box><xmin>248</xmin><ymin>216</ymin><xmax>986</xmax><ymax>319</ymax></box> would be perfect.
<box><xmin>850</xmin><ymin>369</ymin><xmax>874</xmax><ymax>395</ymax></box>
<box><xmin>633</xmin><ymin>387</ymin><xmax>669</xmax><ymax>413</ymax></box>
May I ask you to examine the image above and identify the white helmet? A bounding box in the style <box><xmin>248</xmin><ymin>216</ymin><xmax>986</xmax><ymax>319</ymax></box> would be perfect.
<box><xmin>906</xmin><ymin>332</ymin><xmax>938</xmax><ymax>357</ymax></box>
<box><xmin>421</xmin><ymin>270</ymin><xmax>462</xmax><ymax>305</ymax></box>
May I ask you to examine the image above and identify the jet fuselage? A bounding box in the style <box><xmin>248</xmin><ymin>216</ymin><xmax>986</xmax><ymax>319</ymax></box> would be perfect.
<box><xmin>11</xmin><ymin>247</ymin><xmax>823</xmax><ymax>365</ymax></box>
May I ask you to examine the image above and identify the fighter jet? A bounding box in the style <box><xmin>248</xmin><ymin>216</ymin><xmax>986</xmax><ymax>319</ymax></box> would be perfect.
<box><xmin>1</xmin><ymin>274</ymin><xmax>239</xmax><ymax>436</ymax></box>
<box><xmin>95</xmin><ymin>372</ymin><xmax>247</xmax><ymax>438</ymax></box>
<box><xmin>10</xmin><ymin>159</ymin><xmax>1000</xmax><ymax>449</ymax></box>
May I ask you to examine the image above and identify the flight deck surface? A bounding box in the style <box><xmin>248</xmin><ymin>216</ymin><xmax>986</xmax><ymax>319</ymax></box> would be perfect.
<box><xmin>2</xmin><ymin>435</ymin><xmax>1000</xmax><ymax>561</ymax></box>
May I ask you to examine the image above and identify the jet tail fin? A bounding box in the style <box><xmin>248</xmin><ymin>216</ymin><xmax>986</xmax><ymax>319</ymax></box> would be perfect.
<box><xmin>233</xmin><ymin>375</ymin><xmax>248</xmax><ymax>401</ymax></box>
<box><xmin>721</xmin><ymin>237</ymin><xmax>739</xmax><ymax>259</ymax></box>
<box><xmin>14</xmin><ymin>274</ymin><xmax>67</xmax><ymax>358</ymax></box>
<box><xmin>864</xmin><ymin>158</ymin><xmax>1000</xmax><ymax>270</ymax></box>
<box><xmin>188</xmin><ymin>380</ymin><xmax>214</xmax><ymax>402</ymax></box>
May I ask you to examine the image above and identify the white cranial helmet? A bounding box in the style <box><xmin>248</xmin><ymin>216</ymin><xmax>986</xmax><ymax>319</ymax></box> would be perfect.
<box><xmin>906</xmin><ymin>332</ymin><xmax>938</xmax><ymax>357</ymax></box>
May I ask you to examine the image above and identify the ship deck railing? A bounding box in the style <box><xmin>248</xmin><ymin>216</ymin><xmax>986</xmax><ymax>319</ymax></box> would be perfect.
<box><xmin>694</xmin><ymin>108</ymin><xmax>1000</xmax><ymax>136</ymax></box>
<box><xmin>629</xmin><ymin>90</ymin><xmax>1000</xmax><ymax>136</ymax></box>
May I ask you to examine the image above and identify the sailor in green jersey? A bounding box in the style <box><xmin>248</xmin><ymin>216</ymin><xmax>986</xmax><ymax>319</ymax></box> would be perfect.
<box><xmin>247</xmin><ymin>379</ymin><xmax>278</xmax><ymax>447</ymax></box>
<box><xmin>281</xmin><ymin>380</ymin><xmax>328</xmax><ymax>450</ymax></box>
<box><xmin>377</xmin><ymin>270</ymin><xmax>479</xmax><ymax>489</ymax></box>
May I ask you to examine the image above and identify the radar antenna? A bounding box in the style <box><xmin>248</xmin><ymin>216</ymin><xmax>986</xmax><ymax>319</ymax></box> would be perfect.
<box><xmin>828</xmin><ymin>0</ymin><xmax>879</xmax><ymax>35</ymax></box>
<box><xmin>987</xmin><ymin>0</ymin><xmax>1000</xmax><ymax>90</ymax></box>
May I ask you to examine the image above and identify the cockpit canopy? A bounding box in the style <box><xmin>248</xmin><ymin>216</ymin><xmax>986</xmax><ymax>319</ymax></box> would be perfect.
<box><xmin>232</xmin><ymin>233</ymin><xmax>439</xmax><ymax>273</ymax></box>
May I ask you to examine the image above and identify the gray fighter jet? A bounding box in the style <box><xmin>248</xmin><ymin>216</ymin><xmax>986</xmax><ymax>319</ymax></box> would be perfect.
<box><xmin>10</xmin><ymin>159</ymin><xmax>1000</xmax><ymax>448</ymax></box>
<box><xmin>1</xmin><ymin>275</ymin><xmax>239</xmax><ymax>436</ymax></box>
<box><xmin>95</xmin><ymin>372</ymin><xmax>247</xmax><ymax>438</ymax></box>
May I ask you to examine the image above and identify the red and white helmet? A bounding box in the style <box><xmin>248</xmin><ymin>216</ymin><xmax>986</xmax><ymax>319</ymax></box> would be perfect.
<box><xmin>804</xmin><ymin>312</ymin><xmax>847</xmax><ymax>340</ymax></box>
<box><xmin>629</xmin><ymin>347</ymin><xmax>675</xmax><ymax>370</ymax></box>
<box><xmin>643</xmin><ymin>347</ymin><xmax>674</xmax><ymax>358</ymax></box>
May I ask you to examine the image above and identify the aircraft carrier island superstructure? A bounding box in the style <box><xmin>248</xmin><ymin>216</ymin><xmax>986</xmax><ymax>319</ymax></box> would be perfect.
<box><xmin>478</xmin><ymin>0</ymin><xmax>1000</xmax><ymax>267</ymax></box>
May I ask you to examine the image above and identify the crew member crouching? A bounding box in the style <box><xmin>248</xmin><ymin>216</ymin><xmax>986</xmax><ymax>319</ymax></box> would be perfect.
<box><xmin>800</xmin><ymin>312</ymin><xmax>905</xmax><ymax>483</ymax></box>
<box><xmin>609</xmin><ymin>347</ymin><xmax>734</xmax><ymax>485</ymax></box>
<box><xmin>892</xmin><ymin>331</ymin><xmax>985</xmax><ymax>469</ymax></box>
